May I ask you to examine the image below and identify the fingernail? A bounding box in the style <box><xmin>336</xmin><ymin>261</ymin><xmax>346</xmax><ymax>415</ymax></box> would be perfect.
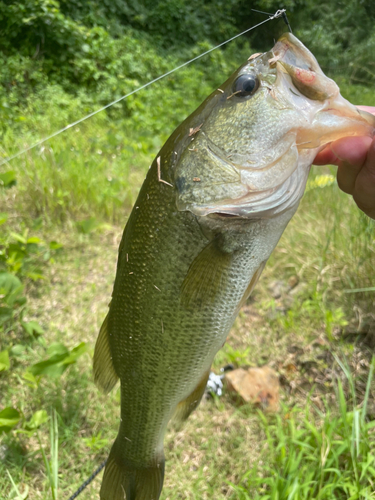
<box><xmin>329</xmin><ymin>143</ymin><xmax>342</xmax><ymax>162</ymax></box>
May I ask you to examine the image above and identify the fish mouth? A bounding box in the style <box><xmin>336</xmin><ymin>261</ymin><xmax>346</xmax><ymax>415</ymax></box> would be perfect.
<box><xmin>271</xmin><ymin>33</ymin><xmax>375</xmax><ymax>146</ymax></box>
<box><xmin>270</xmin><ymin>33</ymin><xmax>338</xmax><ymax>102</ymax></box>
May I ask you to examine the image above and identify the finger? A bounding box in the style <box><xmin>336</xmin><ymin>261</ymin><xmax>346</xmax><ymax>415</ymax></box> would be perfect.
<box><xmin>313</xmin><ymin>136</ymin><xmax>371</xmax><ymax>167</ymax></box>
<box><xmin>356</xmin><ymin>105</ymin><xmax>375</xmax><ymax>115</ymax></box>
<box><xmin>332</xmin><ymin>136</ymin><xmax>373</xmax><ymax>194</ymax></box>
<box><xmin>313</xmin><ymin>144</ymin><xmax>338</xmax><ymax>166</ymax></box>
<box><xmin>353</xmin><ymin>137</ymin><xmax>375</xmax><ymax>219</ymax></box>
<box><xmin>314</xmin><ymin>106</ymin><xmax>375</xmax><ymax>166</ymax></box>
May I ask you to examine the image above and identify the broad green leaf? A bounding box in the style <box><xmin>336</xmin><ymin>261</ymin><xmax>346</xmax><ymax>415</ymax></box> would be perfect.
<box><xmin>0</xmin><ymin>171</ymin><xmax>16</xmax><ymax>188</ymax></box>
<box><xmin>0</xmin><ymin>407</ymin><xmax>20</xmax><ymax>433</ymax></box>
<box><xmin>26</xmin><ymin>237</ymin><xmax>42</xmax><ymax>244</ymax></box>
<box><xmin>0</xmin><ymin>350</ymin><xmax>10</xmax><ymax>372</ymax></box>
<box><xmin>22</xmin><ymin>320</ymin><xmax>44</xmax><ymax>337</ymax></box>
<box><xmin>0</xmin><ymin>273</ymin><xmax>25</xmax><ymax>309</ymax></box>
<box><xmin>10</xmin><ymin>232</ymin><xmax>27</xmax><ymax>244</ymax></box>
<box><xmin>22</xmin><ymin>371</ymin><xmax>40</xmax><ymax>389</ymax></box>
<box><xmin>25</xmin><ymin>272</ymin><xmax>45</xmax><ymax>281</ymax></box>
<box><xmin>28</xmin><ymin>343</ymin><xmax>69</xmax><ymax>378</ymax></box>
<box><xmin>24</xmin><ymin>410</ymin><xmax>49</xmax><ymax>430</ymax></box>
<box><xmin>47</xmin><ymin>343</ymin><xmax>69</xmax><ymax>357</ymax></box>
<box><xmin>62</xmin><ymin>342</ymin><xmax>87</xmax><ymax>365</ymax></box>
<box><xmin>28</xmin><ymin>354</ymin><xmax>69</xmax><ymax>378</ymax></box>
<box><xmin>27</xmin><ymin>342</ymin><xmax>87</xmax><ymax>378</ymax></box>
<box><xmin>10</xmin><ymin>344</ymin><xmax>26</xmax><ymax>357</ymax></box>
<box><xmin>0</xmin><ymin>306</ymin><xmax>13</xmax><ymax>325</ymax></box>
<box><xmin>49</xmin><ymin>241</ymin><xmax>63</xmax><ymax>250</ymax></box>
<box><xmin>0</xmin><ymin>272</ymin><xmax>22</xmax><ymax>293</ymax></box>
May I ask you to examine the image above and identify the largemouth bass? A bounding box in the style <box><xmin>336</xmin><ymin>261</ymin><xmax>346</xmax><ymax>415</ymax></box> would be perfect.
<box><xmin>94</xmin><ymin>33</ymin><xmax>375</xmax><ymax>500</ymax></box>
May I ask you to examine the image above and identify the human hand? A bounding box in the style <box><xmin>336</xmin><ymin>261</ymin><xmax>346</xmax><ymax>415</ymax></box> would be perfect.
<box><xmin>313</xmin><ymin>105</ymin><xmax>375</xmax><ymax>219</ymax></box>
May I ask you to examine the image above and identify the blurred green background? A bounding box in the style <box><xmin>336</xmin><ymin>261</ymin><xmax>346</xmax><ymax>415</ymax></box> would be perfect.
<box><xmin>1</xmin><ymin>1</ymin><xmax>375</xmax><ymax>499</ymax></box>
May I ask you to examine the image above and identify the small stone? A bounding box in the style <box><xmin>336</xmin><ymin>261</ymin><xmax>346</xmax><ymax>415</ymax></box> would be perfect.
<box><xmin>224</xmin><ymin>366</ymin><xmax>280</xmax><ymax>412</ymax></box>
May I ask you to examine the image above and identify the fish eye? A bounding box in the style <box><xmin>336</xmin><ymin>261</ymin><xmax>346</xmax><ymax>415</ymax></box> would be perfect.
<box><xmin>232</xmin><ymin>74</ymin><xmax>259</xmax><ymax>97</ymax></box>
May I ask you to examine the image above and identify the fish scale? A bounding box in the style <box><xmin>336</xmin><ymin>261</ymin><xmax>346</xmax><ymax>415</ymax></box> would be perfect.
<box><xmin>94</xmin><ymin>33</ymin><xmax>375</xmax><ymax>500</ymax></box>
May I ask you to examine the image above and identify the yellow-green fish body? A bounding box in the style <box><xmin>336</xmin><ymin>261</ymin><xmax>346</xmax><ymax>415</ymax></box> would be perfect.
<box><xmin>94</xmin><ymin>34</ymin><xmax>375</xmax><ymax>500</ymax></box>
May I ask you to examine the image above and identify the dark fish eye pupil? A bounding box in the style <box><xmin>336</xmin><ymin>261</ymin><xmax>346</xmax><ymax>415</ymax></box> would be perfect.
<box><xmin>233</xmin><ymin>74</ymin><xmax>259</xmax><ymax>97</ymax></box>
<box><xmin>243</xmin><ymin>80</ymin><xmax>255</xmax><ymax>92</ymax></box>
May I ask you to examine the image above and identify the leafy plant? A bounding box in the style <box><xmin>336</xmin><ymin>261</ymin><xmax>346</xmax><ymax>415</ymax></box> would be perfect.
<box><xmin>0</xmin><ymin>211</ymin><xmax>62</xmax><ymax>340</ymax></box>
<box><xmin>0</xmin><ymin>272</ymin><xmax>26</xmax><ymax>331</ymax></box>
<box><xmin>0</xmin><ymin>408</ymin><xmax>21</xmax><ymax>434</ymax></box>
<box><xmin>0</xmin><ymin>228</ymin><xmax>62</xmax><ymax>281</ymax></box>
<box><xmin>82</xmin><ymin>431</ymin><xmax>109</xmax><ymax>451</ymax></box>
<box><xmin>27</xmin><ymin>342</ymin><xmax>88</xmax><ymax>379</ymax></box>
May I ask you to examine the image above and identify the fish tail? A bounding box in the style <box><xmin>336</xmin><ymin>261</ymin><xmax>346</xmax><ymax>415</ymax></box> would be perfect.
<box><xmin>100</xmin><ymin>441</ymin><xmax>165</xmax><ymax>500</ymax></box>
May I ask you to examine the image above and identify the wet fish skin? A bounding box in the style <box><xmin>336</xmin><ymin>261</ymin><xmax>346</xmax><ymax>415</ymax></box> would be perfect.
<box><xmin>94</xmin><ymin>33</ymin><xmax>375</xmax><ymax>500</ymax></box>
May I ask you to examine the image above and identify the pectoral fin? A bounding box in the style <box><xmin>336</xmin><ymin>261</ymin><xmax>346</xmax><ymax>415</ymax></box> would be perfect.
<box><xmin>180</xmin><ymin>240</ymin><xmax>232</xmax><ymax>308</ymax></box>
<box><xmin>93</xmin><ymin>313</ymin><xmax>119</xmax><ymax>393</ymax></box>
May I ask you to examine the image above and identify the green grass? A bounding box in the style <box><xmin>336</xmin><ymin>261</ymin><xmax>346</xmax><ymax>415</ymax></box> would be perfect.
<box><xmin>231</xmin><ymin>359</ymin><xmax>375</xmax><ymax>500</ymax></box>
<box><xmin>0</xmin><ymin>79</ymin><xmax>375</xmax><ymax>499</ymax></box>
<box><xmin>0</xmin><ymin>40</ymin><xmax>252</xmax><ymax>225</ymax></box>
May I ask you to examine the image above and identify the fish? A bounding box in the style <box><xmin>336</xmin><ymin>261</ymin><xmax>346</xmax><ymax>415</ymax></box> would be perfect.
<box><xmin>93</xmin><ymin>33</ymin><xmax>375</xmax><ymax>500</ymax></box>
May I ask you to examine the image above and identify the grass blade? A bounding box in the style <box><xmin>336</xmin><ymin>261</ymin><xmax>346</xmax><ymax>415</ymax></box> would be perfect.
<box><xmin>361</xmin><ymin>357</ymin><xmax>375</xmax><ymax>425</ymax></box>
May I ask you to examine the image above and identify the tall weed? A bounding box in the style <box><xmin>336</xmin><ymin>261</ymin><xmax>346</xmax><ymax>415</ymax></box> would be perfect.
<box><xmin>231</xmin><ymin>358</ymin><xmax>375</xmax><ymax>499</ymax></box>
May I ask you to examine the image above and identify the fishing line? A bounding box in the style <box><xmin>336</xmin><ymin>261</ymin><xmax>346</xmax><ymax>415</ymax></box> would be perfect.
<box><xmin>66</xmin><ymin>459</ymin><xmax>107</xmax><ymax>500</ymax></box>
<box><xmin>251</xmin><ymin>8</ymin><xmax>293</xmax><ymax>33</ymax></box>
<box><xmin>0</xmin><ymin>9</ymin><xmax>289</xmax><ymax>168</ymax></box>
